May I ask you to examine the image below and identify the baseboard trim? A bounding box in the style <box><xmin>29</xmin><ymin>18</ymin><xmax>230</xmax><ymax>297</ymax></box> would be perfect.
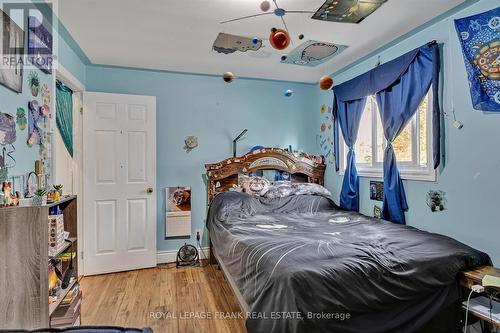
<box><xmin>157</xmin><ymin>246</ymin><xmax>210</xmax><ymax>264</ymax></box>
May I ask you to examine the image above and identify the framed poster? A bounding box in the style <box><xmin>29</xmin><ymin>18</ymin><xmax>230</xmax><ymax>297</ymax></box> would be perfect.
<box><xmin>369</xmin><ymin>181</ymin><xmax>384</xmax><ymax>201</ymax></box>
<box><xmin>165</xmin><ymin>186</ymin><xmax>191</xmax><ymax>238</ymax></box>
<box><xmin>0</xmin><ymin>9</ymin><xmax>24</xmax><ymax>93</ymax></box>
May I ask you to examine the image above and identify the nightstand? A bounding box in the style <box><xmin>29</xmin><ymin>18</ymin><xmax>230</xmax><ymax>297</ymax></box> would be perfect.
<box><xmin>460</xmin><ymin>266</ymin><xmax>500</xmax><ymax>332</ymax></box>
<box><xmin>460</xmin><ymin>266</ymin><xmax>500</xmax><ymax>291</ymax></box>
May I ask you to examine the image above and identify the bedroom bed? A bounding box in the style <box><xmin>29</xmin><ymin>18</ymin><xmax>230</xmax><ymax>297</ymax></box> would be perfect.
<box><xmin>204</xmin><ymin>148</ymin><xmax>490</xmax><ymax>333</ymax></box>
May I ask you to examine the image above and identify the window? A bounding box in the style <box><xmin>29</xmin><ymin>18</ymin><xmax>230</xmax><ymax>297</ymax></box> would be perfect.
<box><xmin>339</xmin><ymin>89</ymin><xmax>436</xmax><ymax>181</ymax></box>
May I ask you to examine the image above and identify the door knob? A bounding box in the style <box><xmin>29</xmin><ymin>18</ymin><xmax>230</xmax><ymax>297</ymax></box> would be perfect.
<box><xmin>147</xmin><ymin>187</ymin><xmax>154</xmax><ymax>194</ymax></box>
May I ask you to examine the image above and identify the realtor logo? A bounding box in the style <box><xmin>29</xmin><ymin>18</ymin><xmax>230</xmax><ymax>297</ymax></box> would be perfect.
<box><xmin>0</xmin><ymin>1</ymin><xmax>56</xmax><ymax>78</ymax></box>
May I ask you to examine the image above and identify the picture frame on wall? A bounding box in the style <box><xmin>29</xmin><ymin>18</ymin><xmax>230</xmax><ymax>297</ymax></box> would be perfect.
<box><xmin>369</xmin><ymin>181</ymin><xmax>384</xmax><ymax>201</ymax></box>
<box><xmin>165</xmin><ymin>186</ymin><xmax>192</xmax><ymax>238</ymax></box>
<box><xmin>28</xmin><ymin>16</ymin><xmax>53</xmax><ymax>74</ymax></box>
<box><xmin>0</xmin><ymin>9</ymin><xmax>24</xmax><ymax>93</ymax></box>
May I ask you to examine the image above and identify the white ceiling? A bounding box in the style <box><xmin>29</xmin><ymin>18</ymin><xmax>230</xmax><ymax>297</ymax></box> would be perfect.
<box><xmin>58</xmin><ymin>0</ymin><xmax>465</xmax><ymax>83</ymax></box>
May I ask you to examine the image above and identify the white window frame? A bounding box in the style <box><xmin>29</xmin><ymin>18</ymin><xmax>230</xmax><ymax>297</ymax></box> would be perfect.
<box><xmin>338</xmin><ymin>89</ymin><xmax>437</xmax><ymax>182</ymax></box>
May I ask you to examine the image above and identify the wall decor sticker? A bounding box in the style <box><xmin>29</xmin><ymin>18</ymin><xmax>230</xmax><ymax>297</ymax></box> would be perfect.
<box><xmin>39</xmin><ymin>131</ymin><xmax>51</xmax><ymax>177</ymax></box>
<box><xmin>165</xmin><ymin>186</ymin><xmax>192</xmax><ymax>238</ymax></box>
<box><xmin>0</xmin><ymin>9</ymin><xmax>24</xmax><ymax>93</ymax></box>
<box><xmin>374</xmin><ymin>205</ymin><xmax>382</xmax><ymax>219</ymax></box>
<box><xmin>370</xmin><ymin>181</ymin><xmax>384</xmax><ymax>201</ymax></box>
<box><xmin>213</xmin><ymin>33</ymin><xmax>262</xmax><ymax>54</ymax></box>
<box><xmin>0</xmin><ymin>112</ymin><xmax>16</xmax><ymax>145</ymax></box>
<box><xmin>183</xmin><ymin>136</ymin><xmax>198</xmax><ymax>153</ymax></box>
<box><xmin>16</xmin><ymin>107</ymin><xmax>26</xmax><ymax>130</ymax></box>
<box><xmin>27</xmin><ymin>71</ymin><xmax>40</xmax><ymax>97</ymax></box>
<box><xmin>28</xmin><ymin>16</ymin><xmax>53</xmax><ymax>74</ymax></box>
<box><xmin>426</xmin><ymin>190</ymin><xmax>447</xmax><ymax>212</ymax></box>
<box><xmin>27</xmin><ymin>100</ymin><xmax>42</xmax><ymax>147</ymax></box>
<box><xmin>281</xmin><ymin>40</ymin><xmax>347</xmax><ymax>67</ymax></box>
<box><xmin>0</xmin><ymin>112</ymin><xmax>17</xmax><ymax>182</ymax></box>
<box><xmin>455</xmin><ymin>7</ymin><xmax>500</xmax><ymax>112</ymax></box>
<box><xmin>318</xmin><ymin>104</ymin><xmax>334</xmax><ymax>164</ymax></box>
<box><xmin>41</xmin><ymin>83</ymin><xmax>51</xmax><ymax>106</ymax></box>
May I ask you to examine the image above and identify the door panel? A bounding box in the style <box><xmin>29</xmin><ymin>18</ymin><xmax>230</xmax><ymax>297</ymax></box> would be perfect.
<box><xmin>127</xmin><ymin>131</ymin><xmax>147</xmax><ymax>183</ymax></box>
<box><xmin>83</xmin><ymin>92</ymin><xmax>156</xmax><ymax>275</ymax></box>
<box><xmin>95</xmin><ymin>130</ymin><xmax>118</xmax><ymax>184</ymax></box>
<box><xmin>127</xmin><ymin>199</ymin><xmax>147</xmax><ymax>251</ymax></box>
<box><xmin>95</xmin><ymin>200</ymin><xmax>117</xmax><ymax>254</ymax></box>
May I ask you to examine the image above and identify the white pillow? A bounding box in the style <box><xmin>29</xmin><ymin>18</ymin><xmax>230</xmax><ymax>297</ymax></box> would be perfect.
<box><xmin>292</xmin><ymin>183</ymin><xmax>332</xmax><ymax>197</ymax></box>
<box><xmin>238</xmin><ymin>175</ymin><xmax>271</xmax><ymax>196</ymax></box>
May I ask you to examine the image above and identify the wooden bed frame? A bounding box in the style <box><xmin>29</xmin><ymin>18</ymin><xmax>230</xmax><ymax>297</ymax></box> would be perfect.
<box><xmin>205</xmin><ymin>147</ymin><xmax>326</xmax><ymax>202</ymax></box>
<box><xmin>204</xmin><ymin>147</ymin><xmax>326</xmax><ymax>267</ymax></box>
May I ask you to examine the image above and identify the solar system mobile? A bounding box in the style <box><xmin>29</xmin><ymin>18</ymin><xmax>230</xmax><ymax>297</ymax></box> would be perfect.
<box><xmin>214</xmin><ymin>0</ymin><xmax>388</xmax><ymax>89</ymax></box>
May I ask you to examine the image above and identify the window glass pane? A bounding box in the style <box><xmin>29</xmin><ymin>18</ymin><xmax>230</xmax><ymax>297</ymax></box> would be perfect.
<box><xmin>393</xmin><ymin>122</ymin><xmax>413</xmax><ymax>162</ymax></box>
<box><xmin>376</xmin><ymin>110</ymin><xmax>384</xmax><ymax>163</ymax></box>
<box><xmin>418</xmin><ymin>95</ymin><xmax>428</xmax><ymax>167</ymax></box>
<box><xmin>355</xmin><ymin>102</ymin><xmax>373</xmax><ymax>165</ymax></box>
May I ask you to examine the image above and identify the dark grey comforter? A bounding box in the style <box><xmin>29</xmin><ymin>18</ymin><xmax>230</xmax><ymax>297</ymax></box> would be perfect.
<box><xmin>206</xmin><ymin>191</ymin><xmax>490</xmax><ymax>333</ymax></box>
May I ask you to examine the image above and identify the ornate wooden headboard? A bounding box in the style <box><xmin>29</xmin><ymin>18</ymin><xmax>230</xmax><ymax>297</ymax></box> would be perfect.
<box><xmin>205</xmin><ymin>148</ymin><xmax>326</xmax><ymax>202</ymax></box>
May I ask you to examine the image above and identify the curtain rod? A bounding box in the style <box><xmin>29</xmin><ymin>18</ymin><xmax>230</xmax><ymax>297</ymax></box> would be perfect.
<box><xmin>373</xmin><ymin>40</ymin><xmax>437</xmax><ymax>68</ymax></box>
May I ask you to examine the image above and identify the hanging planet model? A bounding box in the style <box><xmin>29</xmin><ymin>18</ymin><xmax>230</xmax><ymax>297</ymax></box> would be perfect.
<box><xmin>269</xmin><ymin>28</ymin><xmax>290</xmax><ymax>50</ymax></box>
<box><xmin>260</xmin><ymin>0</ymin><xmax>271</xmax><ymax>12</ymax></box>
<box><xmin>284</xmin><ymin>89</ymin><xmax>293</xmax><ymax>97</ymax></box>
<box><xmin>222</xmin><ymin>72</ymin><xmax>235</xmax><ymax>83</ymax></box>
<box><xmin>319</xmin><ymin>75</ymin><xmax>334</xmax><ymax>90</ymax></box>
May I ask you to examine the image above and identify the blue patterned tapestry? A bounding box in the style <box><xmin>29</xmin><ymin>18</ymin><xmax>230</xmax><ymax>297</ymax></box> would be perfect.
<box><xmin>454</xmin><ymin>7</ymin><xmax>500</xmax><ymax>112</ymax></box>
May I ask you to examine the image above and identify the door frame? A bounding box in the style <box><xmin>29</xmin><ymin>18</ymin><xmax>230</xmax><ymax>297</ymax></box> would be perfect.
<box><xmin>54</xmin><ymin>62</ymin><xmax>86</xmax><ymax>276</ymax></box>
<box><xmin>82</xmin><ymin>92</ymin><xmax>157</xmax><ymax>275</ymax></box>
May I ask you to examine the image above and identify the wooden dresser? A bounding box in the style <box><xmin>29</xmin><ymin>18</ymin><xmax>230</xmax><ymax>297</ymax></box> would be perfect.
<box><xmin>0</xmin><ymin>196</ymin><xmax>80</xmax><ymax>329</ymax></box>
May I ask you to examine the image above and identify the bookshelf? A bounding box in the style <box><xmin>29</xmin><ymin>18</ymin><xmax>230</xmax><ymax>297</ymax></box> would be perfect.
<box><xmin>0</xmin><ymin>196</ymin><xmax>81</xmax><ymax>329</ymax></box>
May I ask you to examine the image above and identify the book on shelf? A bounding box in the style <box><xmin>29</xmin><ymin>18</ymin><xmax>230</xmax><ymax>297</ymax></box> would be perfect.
<box><xmin>58</xmin><ymin>251</ymin><xmax>76</xmax><ymax>262</ymax></box>
<box><xmin>50</xmin><ymin>283</ymin><xmax>82</xmax><ymax>328</ymax></box>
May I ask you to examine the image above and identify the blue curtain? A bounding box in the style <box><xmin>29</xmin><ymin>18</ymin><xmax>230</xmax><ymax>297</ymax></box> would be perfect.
<box><xmin>333</xmin><ymin>96</ymin><xmax>367</xmax><ymax>211</ymax></box>
<box><xmin>333</xmin><ymin>43</ymin><xmax>441</xmax><ymax>172</ymax></box>
<box><xmin>332</xmin><ymin>42</ymin><xmax>441</xmax><ymax>224</ymax></box>
<box><xmin>56</xmin><ymin>80</ymin><xmax>73</xmax><ymax>157</ymax></box>
<box><xmin>375</xmin><ymin>44</ymin><xmax>437</xmax><ymax>224</ymax></box>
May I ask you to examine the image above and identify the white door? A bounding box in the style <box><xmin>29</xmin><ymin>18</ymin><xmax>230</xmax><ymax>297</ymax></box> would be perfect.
<box><xmin>83</xmin><ymin>92</ymin><xmax>156</xmax><ymax>275</ymax></box>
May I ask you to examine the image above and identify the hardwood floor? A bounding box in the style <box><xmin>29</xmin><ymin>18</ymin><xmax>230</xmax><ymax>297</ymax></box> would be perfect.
<box><xmin>80</xmin><ymin>263</ymin><xmax>247</xmax><ymax>333</ymax></box>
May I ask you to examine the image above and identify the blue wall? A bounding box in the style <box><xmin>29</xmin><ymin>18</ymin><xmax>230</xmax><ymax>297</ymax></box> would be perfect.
<box><xmin>0</xmin><ymin>68</ymin><xmax>52</xmax><ymax>179</ymax></box>
<box><xmin>317</xmin><ymin>0</ymin><xmax>499</xmax><ymax>265</ymax></box>
<box><xmin>85</xmin><ymin>66</ymin><xmax>317</xmax><ymax>251</ymax></box>
<box><xmin>57</xmin><ymin>35</ymin><xmax>86</xmax><ymax>84</ymax></box>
